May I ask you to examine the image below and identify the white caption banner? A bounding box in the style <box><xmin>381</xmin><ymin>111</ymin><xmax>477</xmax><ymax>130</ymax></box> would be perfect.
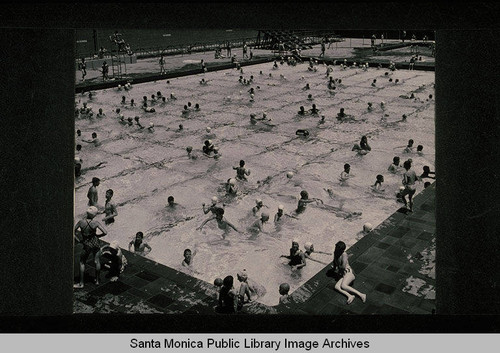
<box><xmin>0</xmin><ymin>334</ymin><xmax>498</xmax><ymax>353</ymax></box>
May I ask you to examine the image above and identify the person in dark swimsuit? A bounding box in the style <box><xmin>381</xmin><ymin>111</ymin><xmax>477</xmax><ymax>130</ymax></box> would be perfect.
<box><xmin>74</xmin><ymin>206</ymin><xmax>107</xmax><ymax>288</ymax></box>
<box><xmin>296</xmin><ymin>190</ymin><xmax>322</xmax><ymax>213</ymax></box>
<box><xmin>216</xmin><ymin>275</ymin><xmax>238</xmax><ymax>313</ymax></box>
<box><xmin>102</xmin><ymin>189</ymin><xmax>117</xmax><ymax>225</ymax></box>
<box><xmin>280</xmin><ymin>239</ymin><xmax>306</xmax><ymax>270</ymax></box>
<box><xmin>233</xmin><ymin>160</ymin><xmax>251</xmax><ymax>181</ymax></box>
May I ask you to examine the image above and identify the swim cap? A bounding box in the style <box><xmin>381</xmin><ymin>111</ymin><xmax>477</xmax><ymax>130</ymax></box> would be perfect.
<box><xmin>250</xmin><ymin>113</ymin><xmax>256</xmax><ymax>118</ymax></box>
<box><xmin>237</xmin><ymin>269</ymin><xmax>248</xmax><ymax>280</ymax></box>
<box><xmin>149</xmin><ymin>122</ymin><xmax>154</xmax><ymax>127</ymax></box>
<box><xmin>278</xmin><ymin>204</ymin><xmax>284</xmax><ymax>210</ymax></box>
<box><xmin>261</xmin><ymin>212</ymin><xmax>270</xmax><ymax>219</ymax></box>
<box><xmin>292</xmin><ymin>238</ymin><xmax>299</xmax><ymax>245</ymax></box>
<box><xmin>279</xmin><ymin>283</ymin><xmax>290</xmax><ymax>294</ymax></box>
<box><xmin>206</xmin><ymin>127</ymin><xmax>211</xmax><ymax>133</ymax></box>
<box><xmin>186</xmin><ymin>146</ymin><xmax>193</xmax><ymax>152</ymax></box>
<box><xmin>74</xmin><ymin>157</ymin><xmax>81</xmax><ymax>163</ymax></box>
<box><xmin>86</xmin><ymin>206</ymin><xmax>98</xmax><ymax>218</ymax></box>
<box><xmin>110</xmin><ymin>240</ymin><xmax>120</xmax><ymax>250</ymax></box>
<box><xmin>304</xmin><ymin>242</ymin><xmax>313</xmax><ymax>251</ymax></box>
<box><xmin>214</xmin><ymin>278</ymin><xmax>223</xmax><ymax>286</ymax></box>
<box><xmin>229</xmin><ymin>178</ymin><xmax>236</xmax><ymax>185</ymax></box>
<box><xmin>399</xmin><ymin>186</ymin><xmax>405</xmax><ymax>191</ymax></box>
<box><xmin>211</xmin><ymin>196</ymin><xmax>218</xmax><ymax>204</ymax></box>
<box><xmin>256</xmin><ymin>199</ymin><xmax>263</xmax><ymax>205</ymax></box>
<box><xmin>286</xmin><ymin>171</ymin><xmax>294</xmax><ymax>179</ymax></box>
<box><xmin>363</xmin><ymin>223</ymin><xmax>373</xmax><ymax>233</ymax></box>
<box><xmin>207</xmin><ymin>140</ymin><xmax>212</xmax><ymax>145</ymax></box>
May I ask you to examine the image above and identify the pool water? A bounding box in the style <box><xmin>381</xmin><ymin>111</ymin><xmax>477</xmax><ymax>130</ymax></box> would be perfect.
<box><xmin>75</xmin><ymin>61</ymin><xmax>435</xmax><ymax>306</ymax></box>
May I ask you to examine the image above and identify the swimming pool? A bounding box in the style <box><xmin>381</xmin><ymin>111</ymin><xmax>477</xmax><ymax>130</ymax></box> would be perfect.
<box><xmin>75</xmin><ymin>60</ymin><xmax>435</xmax><ymax>306</ymax></box>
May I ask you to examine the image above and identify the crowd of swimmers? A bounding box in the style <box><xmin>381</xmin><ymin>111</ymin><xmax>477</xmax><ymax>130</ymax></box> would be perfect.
<box><xmin>73</xmin><ymin>49</ymin><xmax>435</xmax><ymax>311</ymax></box>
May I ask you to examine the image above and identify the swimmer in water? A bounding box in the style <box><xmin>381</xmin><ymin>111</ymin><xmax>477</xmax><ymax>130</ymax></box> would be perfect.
<box><xmin>302</xmin><ymin>83</ymin><xmax>310</xmax><ymax>90</ymax></box>
<box><xmin>202</xmin><ymin>196</ymin><xmax>218</xmax><ymax>215</ymax></box>
<box><xmin>279</xmin><ymin>283</ymin><xmax>291</xmax><ymax>304</ymax></box>
<box><xmin>297</xmin><ymin>106</ymin><xmax>306</xmax><ymax>116</ymax></box>
<box><xmin>203</xmin><ymin>140</ymin><xmax>215</xmax><ymax>155</ymax></box>
<box><xmin>186</xmin><ymin>146</ymin><xmax>198</xmax><ymax>160</ymax></box>
<box><xmin>128</xmin><ymin>232</ymin><xmax>151</xmax><ymax>256</ymax></box>
<box><xmin>225</xmin><ymin>178</ymin><xmax>238</xmax><ymax>195</ymax></box>
<box><xmin>166</xmin><ymin>196</ymin><xmax>179</xmax><ymax>209</ymax></box>
<box><xmin>404</xmin><ymin>139</ymin><xmax>414</xmax><ymax>153</ymax></box>
<box><xmin>352</xmin><ymin>135</ymin><xmax>371</xmax><ymax>154</ymax></box>
<box><xmin>388</xmin><ymin>156</ymin><xmax>401</xmax><ymax>173</ymax></box>
<box><xmin>134</xmin><ymin>116</ymin><xmax>144</xmax><ymax>129</ymax></box>
<box><xmin>82</xmin><ymin>132</ymin><xmax>101</xmax><ymax>147</ymax></box>
<box><xmin>309</xmin><ymin>104</ymin><xmax>319</xmax><ymax>115</ymax></box>
<box><xmin>339</xmin><ymin>163</ymin><xmax>352</xmax><ymax>184</ymax></box>
<box><xmin>248</xmin><ymin>212</ymin><xmax>270</xmax><ymax>235</ymax></box>
<box><xmin>182</xmin><ymin>247</ymin><xmax>200</xmax><ymax>274</ymax></box>
<box><xmin>296</xmin><ymin>190</ymin><xmax>323</xmax><ymax>213</ymax></box>
<box><xmin>250</xmin><ymin>113</ymin><xmax>268</xmax><ymax>125</ymax></box>
<box><xmin>274</xmin><ymin>204</ymin><xmax>285</xmax><ymax>223</ymax></box>
<box><xmin>96</xmin><ymin>108</ymin><xmax>106</xmax><ymax>119</ymax></box>
<box><xmin>252</xmin><ymin>199</ymin><xmax>265</xmax><ymax>216</ymax></box>
<box><xmin>233</xmin><ymin>160</ymin><xmax>251</xmax><ymax>181</ymax></box>
<box><xmin>303</xmin><ymin>242</ymin><xmax>331</xmax><ymax>264</ymax></box>
<box><xmin>87</xmin><ymin>177</ymin><xmax>100</xmax><ymax>207</ymax></box>
<box><xmin>336</xmin><ymin>108</ymin><xmax>347</xmax><ymax>120</ymax></box>
<box><xmin>420</xmin><ymin>166</ymin><xmax>436</xmax><ymax>180</ymax></box>
<box><xmin>372</xmin><ymin>174</ymin><xmax>385</xmax><ymax>191</ymax></box>
<box><xmin>197</xmin><ymin>207</ymin><xmax>240</xmax><ymax>238</ymax></box>
<box><xmin>102</xmin><ymin>189</ymin><xmax>117</xmax><ymax>225</ymax></box>
<box><xmin>416</xmin><ymin>144</ymin><xmax>424</xmax><ymax>156</ymax></box>
<box><xmin>296</xmin><ymin>129</ymin><xmax>310</xmax><ymax>137</ymax></box>
<box><xmin>280</xmin><ymin>239</ymin><xmax>306</xmax><ymax>270</ymax></box>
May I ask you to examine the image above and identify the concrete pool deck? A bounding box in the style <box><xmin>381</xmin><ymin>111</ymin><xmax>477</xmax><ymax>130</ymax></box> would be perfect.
<box><xmin>76</xmin><ymin>39</ymin><xmax>434</xmax><ymax>90</ymax></box>
<box><xmin>73</xmin><ymin>182</ymin><xmax>435</xmax><ymax>314</ymax></box>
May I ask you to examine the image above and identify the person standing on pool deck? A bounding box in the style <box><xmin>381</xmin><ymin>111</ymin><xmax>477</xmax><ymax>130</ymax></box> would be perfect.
<box><xmin>332</xmin><ymin>241</ymin><xmax>366</xmax><ymax>304</ymax></box>
<box><xmin>80</xmin><ymin>58</ymin><xmax>86</xmax><ymax>81</ymax></box>
<box><xmin>102</xmin><ymin>189</ymin><xmax>117</xmax><ymax>225</ymax></box>
<box><xmin>87</xmin><ymin>177</ymin><xmax>100</xmax><ymax>207</ymax></box>
<box><xmin>101</xmin><ymin>61</ymin><xmax>109</xmax><ymax>81</ymax></box>
<box><xmin>74</xmin><ymin>206</ymin><xmax>107</xmax><ymax>288</ymax></box>
<box><xmin>401</xmin><ymin>160</ymin><xmax>418</xmax><ymax>211</ymax></box>
<box><xmin>159</xmin><ymin>55</ymin><xmax>166</xmax><ymax>75</ymax></box>
<box><xmin>280</xmin><ymin>239</ymin><xmax>306</xmax><ymax>270</ymax></box>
